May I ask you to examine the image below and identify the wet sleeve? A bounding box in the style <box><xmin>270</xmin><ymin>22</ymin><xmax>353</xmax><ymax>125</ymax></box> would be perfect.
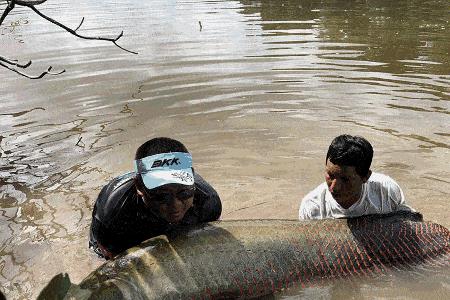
<box><xmin>202</xmin><ymin>189</ymin><xmax>222</xmax><ymax>221</ymax></box>
<box><xmin>89</xmin><ymin>175</ymin><xmax>135</xmax><ymax>255</ymax></box>
<box><xmin>299</xmin><ymin>197</ymin><xmax>313</xmax><ymax>220</ymax></box>
<box><xmin>90</xmin><ymin>191</ymin><xmax>122</xmax><ymax>255</ymax></box>
<box><xmin>89</xmin><ymin>184</ymin><xmax>110</xmax><ymax>246</ymax></box>
<box><xmin>92</xmin><ymin>181</ymin><xmax>113</xmax><ymax>222</ymax></box>
<box><xmin>194</xmin><ymin>173</ymin><xmax>222</xmax><ymax>221</ymax></box>
<box><xmin>386</xmin><ymin>178</ymin><xmax>415</xmax><ymax>212</ymax></box>
<box><xmin>90</xmin><ymin>217</ymin><xmax>117</xmax><ymax>254</ymax></box>
<box><xmin>299</xmin><ymin>185</ymin><xmax>324</xmax><ymax>220</ymax></box>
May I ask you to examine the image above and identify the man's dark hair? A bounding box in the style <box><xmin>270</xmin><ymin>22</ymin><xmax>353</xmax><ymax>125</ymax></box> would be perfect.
<box><xmin>135</xmin><ymin>137</ymin><xmax>189</xmax><ymax>160</ymax></box>
<box><xmin>326</xmin><ymin>134</ymin><xmax>373</xmax><ymax>177</ymax></box>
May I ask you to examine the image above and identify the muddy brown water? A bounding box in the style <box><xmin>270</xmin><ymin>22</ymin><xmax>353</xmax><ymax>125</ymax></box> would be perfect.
<box><xmin>0</xmin><ymin>0</ymin><xmax>448</xmax><ymax>299</ymax></box>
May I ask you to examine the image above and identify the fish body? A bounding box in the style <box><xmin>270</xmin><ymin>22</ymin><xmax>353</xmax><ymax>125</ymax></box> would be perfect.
<box><xmin>40</xmin><ymin>212</ymin><xmax>449</xmax><ymax>299</ymax></box>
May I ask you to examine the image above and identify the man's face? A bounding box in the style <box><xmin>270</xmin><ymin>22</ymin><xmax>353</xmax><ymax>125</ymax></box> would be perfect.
<box><xmin>325</xmin><ymin>159</ymin><xmax>367</xmax><ymax>208</ymax></box>
<box><xmin>141</xmin><ymin>184</ymin><xmax>195</xmax><ymax>224</ymax></box>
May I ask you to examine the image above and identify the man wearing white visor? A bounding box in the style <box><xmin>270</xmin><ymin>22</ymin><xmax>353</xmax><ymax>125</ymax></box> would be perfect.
<box><xmin>89</xmin><ymin>137</ymin><xmax>222</xmax><ymax>259</ymax></box>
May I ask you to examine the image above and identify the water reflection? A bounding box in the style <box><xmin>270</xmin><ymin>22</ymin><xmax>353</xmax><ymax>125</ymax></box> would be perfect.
<box><xmin>338</xmin><ymin>119</ymin><xmax>449</xmax><ymax>149</ymax></box>
<box><xmin>234</xmin><ymin>0</ymin><xmax>449</xmax><ymax>155</ymax></box>
<box><xmin>240</xmin><ymin>0</ymin><xmax>449</xmax><ymax>74</ymax></box>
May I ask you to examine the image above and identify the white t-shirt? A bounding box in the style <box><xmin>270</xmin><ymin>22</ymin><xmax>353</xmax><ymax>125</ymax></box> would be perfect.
<box><xmin>298</xmin><ymin>172</ymin><xmax>414</xmax><ymax>220</ymax></box>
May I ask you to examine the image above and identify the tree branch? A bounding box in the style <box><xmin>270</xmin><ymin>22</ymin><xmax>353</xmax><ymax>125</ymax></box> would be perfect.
<box><xmin>26</xmin><ymin>2</ymin><xmax>137</xmax><ymax>54</ymax></box>
<box><xmin>0</xmin><ymin>61</ymin><xmax>64</xmax><ymax>78</ymax></box>
<box><xmin>0</xmin><ymin>1</ymin><xmax>14</xmax><ymax>26</ymax></box>
<box><xmin>0</xmin><ymin>55</ymin><xmax>31</xmax><ymax>68</ymax></box>
<box><xmin>0</xmin><ymin>0</ymin><xmax>137</xmax><ymax>79</ymax></box>
<box><xmin>14</xmin><ymin>0</ymin><xmax>47</xmax><ymax>5</ymax></box>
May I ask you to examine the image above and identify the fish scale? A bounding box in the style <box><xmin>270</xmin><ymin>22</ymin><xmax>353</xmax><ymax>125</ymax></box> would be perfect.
<box><xmin>38</xmin><ymin>212</ymin><xmax>449</xmax><ymax>299</ymax></box>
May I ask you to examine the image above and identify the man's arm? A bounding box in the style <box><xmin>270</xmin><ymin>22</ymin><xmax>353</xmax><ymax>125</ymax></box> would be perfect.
<box><xmin>298</xmin><ymin>184</ymin><xmax>326</xmax><ymax>220</ymax></box>
<box><xmin>202</xmin><ymin>190</ymin><xmax>222</xmax><ymax>221</ymax></box>
<box><xmin>97</xmin><ymin>243</ymin><xmax>116</xmax><ymax>260</ymax></box>
<box><xmin>89</xmin><ymin>173</ymin><xmax>136</xmax><ymax>259</ymax></box>
<box><xmin>298</xmin><ymin>202</ymin><xmax>311</xmax><ymax>220</ymax></box>
<box><xmin>193</xmin><ymin>173</ymin><xmax>222</xmax><ymax>221</ymax></box>
<box><xmin>299</xmin><ymin>197</ymin><xmax>318</xmax><ymax>220</ymax></box>
<box><xmin>89</xmin><ymin>216</ymin><xmax>120</xmax><ymax>259</ymax></box>
<box><xmin>385</xmin><ymin>177</ymin><xmax>415</xmax><ymax>212</ymax></box>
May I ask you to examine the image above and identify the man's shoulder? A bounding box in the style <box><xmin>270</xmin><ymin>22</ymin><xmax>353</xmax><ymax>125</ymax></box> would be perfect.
<box><xmin>193</xmin><ymin>173</ymin><xmax>220</xmax><ymax>200</ymax></box>
<box><xmin>367</xmin><ymin>172</ymin><xmax>400</xmax><ymax>190</ymax></box>
<box><xmin>302</xmin><ymin>182</ymin><xmax>328</xmax><ymax>203</ymax></box>
<box><xmin>364</xmin><ymin>172</ymin><xmax>411</xmax><ymax>212</ymax></box>
<box><xmin>94</xmin><ymin>172</ymin><xmax>137</xmax><ymax>225</ymax></box>
<box><xmin>192</xmin><ymin>173</ymin><xmax>222</xmax><ymax>222</ymax></box>
<box><xmin>368</xmin><ymin>172</ymin><xmax>395</xmax><ymax>182</ymax></box>
<box><xmin>299</xmin><ymin>182</ymin><xmax>328</xmax><ymax>220</ymax></box>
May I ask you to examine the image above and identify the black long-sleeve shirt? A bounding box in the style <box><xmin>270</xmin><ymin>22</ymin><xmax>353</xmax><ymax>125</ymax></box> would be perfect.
<box><xmin>89</xmin><ymin>172</ymin><xmax>221</xmax><ymax>256</ymax></box>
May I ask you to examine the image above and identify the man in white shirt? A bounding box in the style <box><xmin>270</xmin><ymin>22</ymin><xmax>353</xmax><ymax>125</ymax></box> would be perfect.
<box><xmin>299</xmin><ymin>134</ymin><xmax>414</xmax><ymax>220</ymax></box>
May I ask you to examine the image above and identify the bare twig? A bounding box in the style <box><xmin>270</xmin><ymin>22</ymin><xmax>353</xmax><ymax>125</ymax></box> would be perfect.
<box><xmin>0</xmin><ymin>0</ymin><xmax>14</xmax><ymax>26</ymax></box>
<box><xmin>0</xmin><ymin>61</ymin><xmax>64</xmax><ymax>79</ymax></box>
<box><xmin>14</xmin><ymin>0</ymin><xmax>47</xmax><ymax>5</ymax></box>
<box><xmin>74</xmin><ymin>17</ymin><xmax>84</xmax><ymax>32</ymax></box>
<box><xmin>0</xmin><ymin>0</ymin><xmax>137</xmax><ymax>79</ymax></box>
<box><xmin>75</xmin><ymin>136</ymin><xmax>84</xmax><ymax>147</ymax></box>
<box><xmin>27</xmin><ymin>3</ymin><xmax>137</xmax><ymax>54</ymax></box>
<box><xmin>0</xmin><ymin>55</ymin><xmax>31</xmax><ymax>68</ymax></box>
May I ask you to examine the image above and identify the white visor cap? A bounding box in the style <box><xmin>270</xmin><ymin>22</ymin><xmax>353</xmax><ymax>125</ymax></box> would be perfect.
<box><xmin>134</xmin><ymin>152</ymin><xmax>194</xmax><ymax>190</ymax></box>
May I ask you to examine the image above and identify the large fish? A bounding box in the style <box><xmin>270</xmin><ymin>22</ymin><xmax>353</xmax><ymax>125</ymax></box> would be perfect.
<box><xmin>38</xmin><ymin>212</ymin><xmax>449</xmax><ymax>299</ymax></box>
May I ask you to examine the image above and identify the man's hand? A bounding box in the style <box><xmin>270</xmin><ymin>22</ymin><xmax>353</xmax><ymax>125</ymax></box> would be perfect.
<box><xmin>97</xmin><ymin>243</ymin><xmax>115</xmax><ymax>260</ymax></box>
